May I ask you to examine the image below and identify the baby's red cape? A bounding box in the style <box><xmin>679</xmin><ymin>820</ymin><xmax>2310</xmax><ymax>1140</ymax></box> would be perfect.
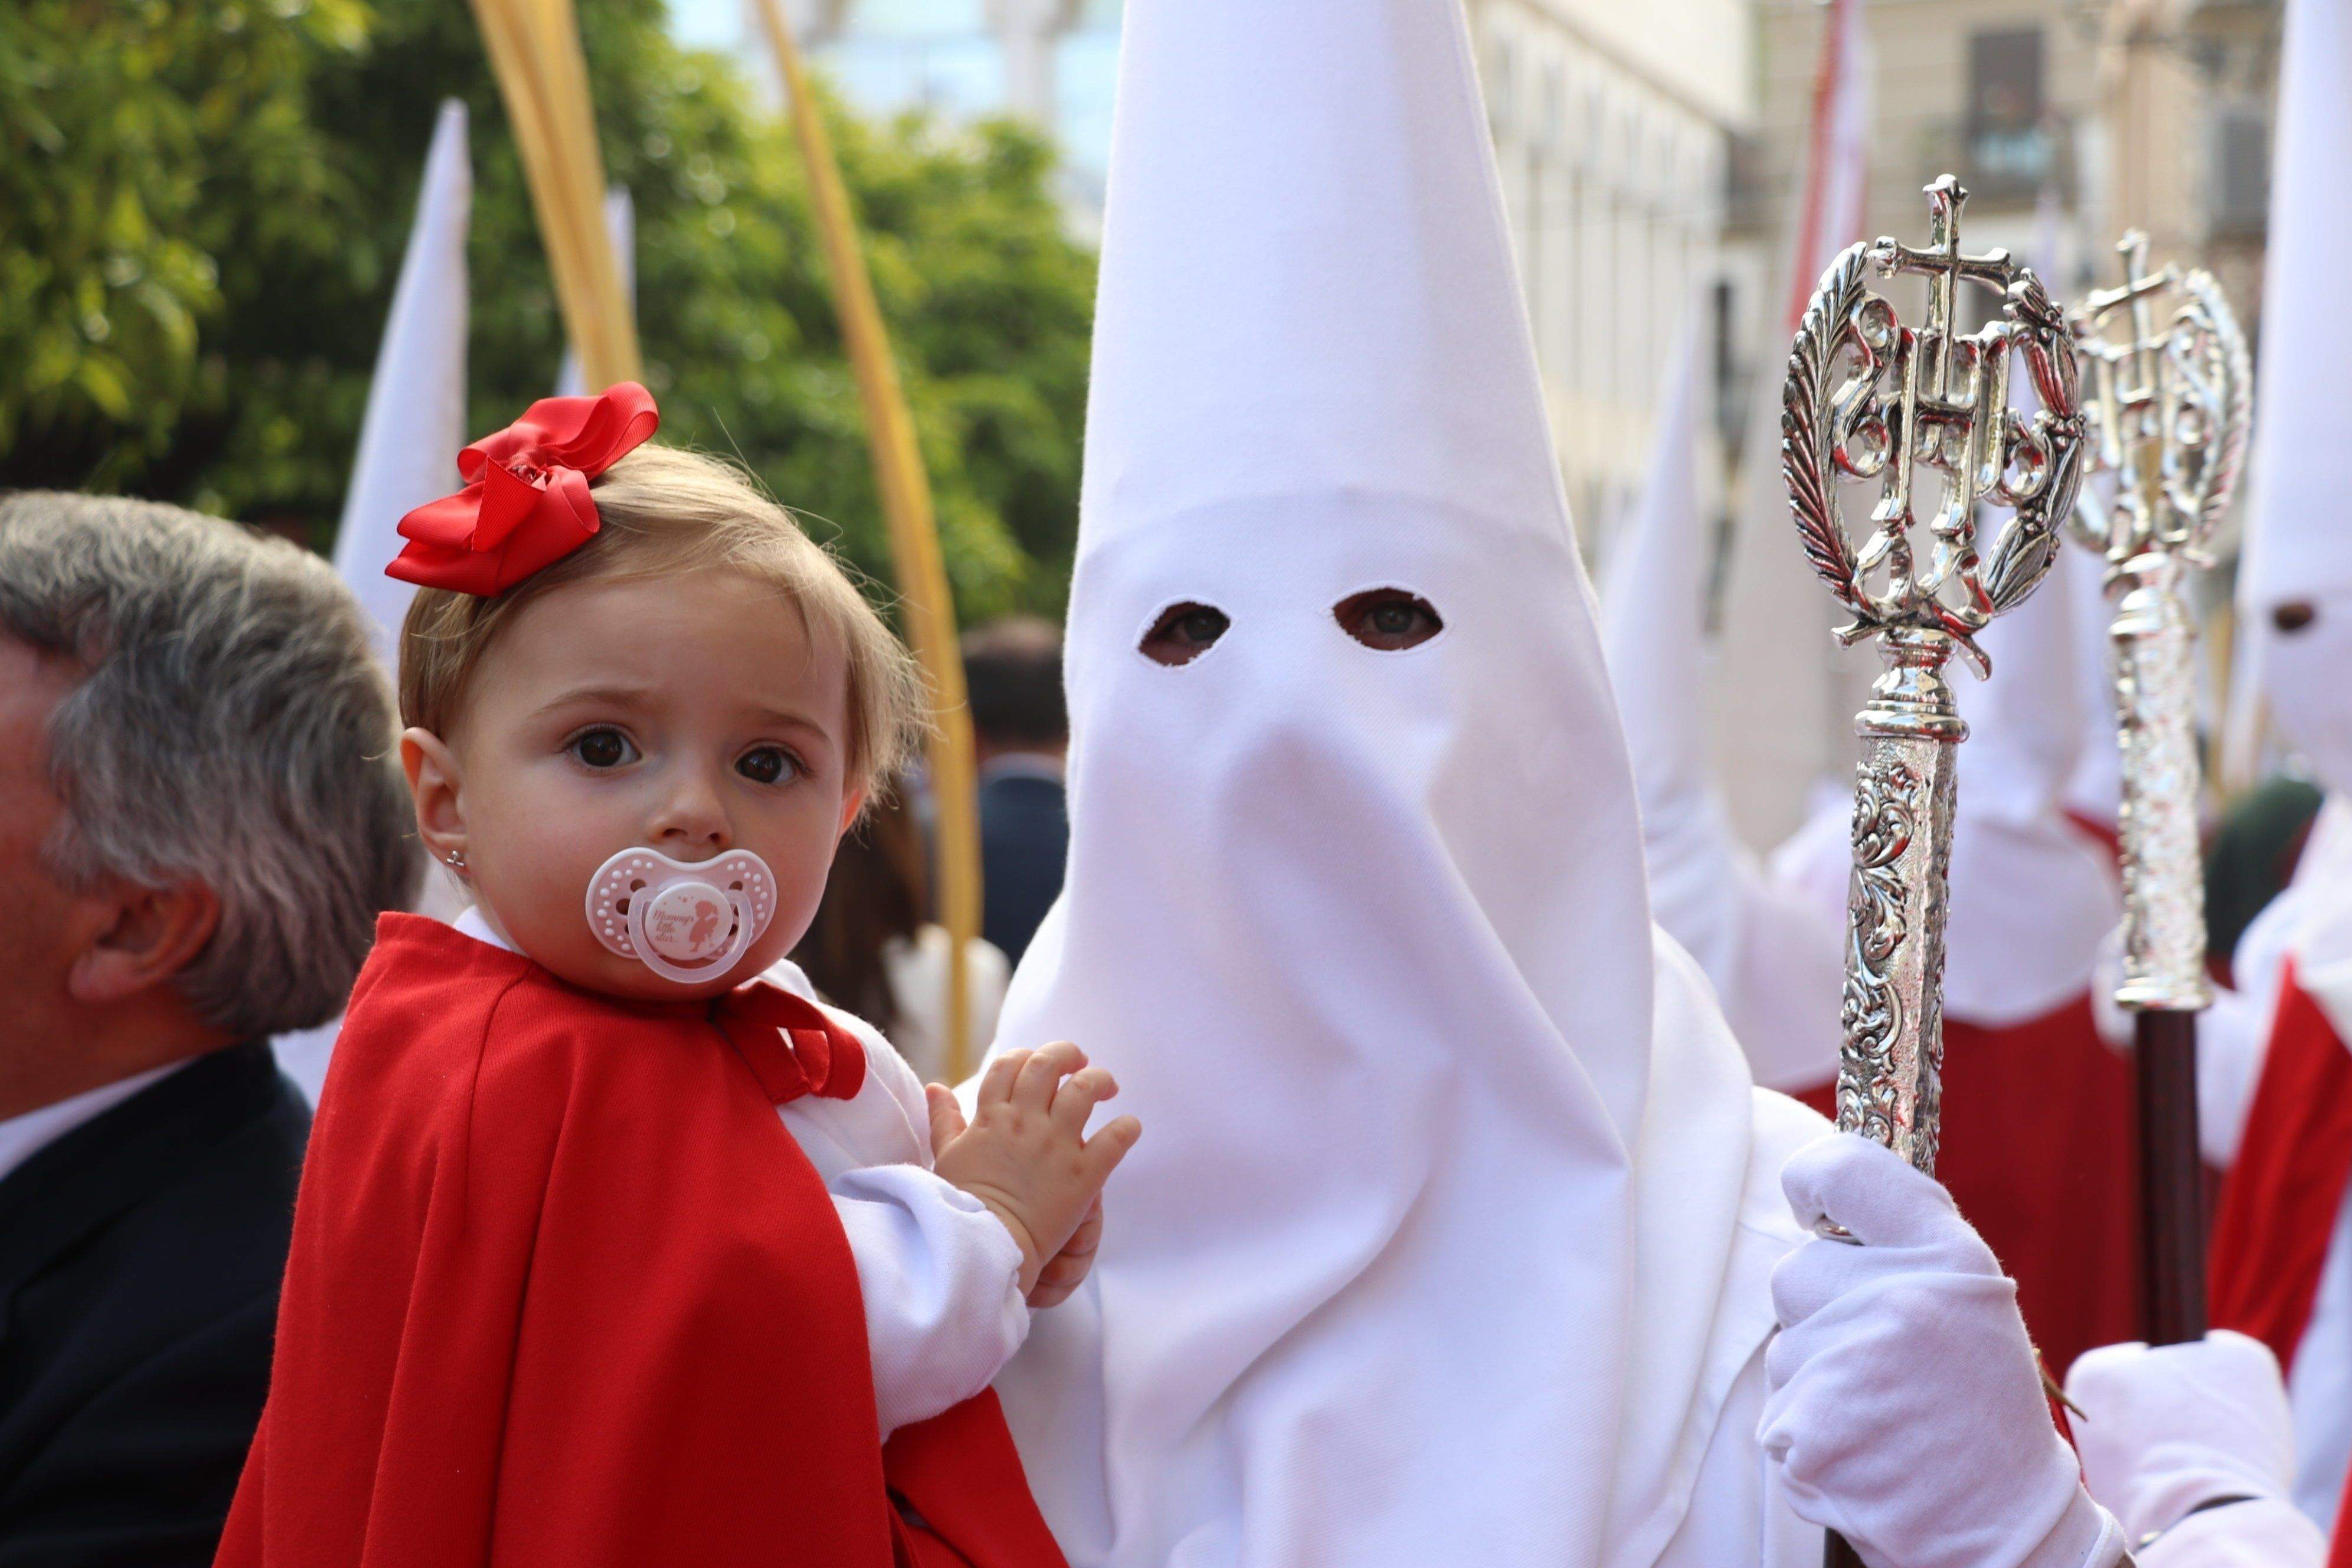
<box><xmin>216</xmin><ymin>914</ymin><xmax>1063</xmax><ymax>1568</ymax></box>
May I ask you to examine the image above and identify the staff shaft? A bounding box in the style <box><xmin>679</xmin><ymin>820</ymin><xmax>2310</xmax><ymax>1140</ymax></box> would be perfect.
<box><xmin>1830</xmin><ymin>631</ymin><xmax>1965</xmax><ymax>1176</ymax></box>
<box><xmin>2108</xmin><ymin>556</ymin><xmax>2214</xmax><ymax>1346</ymax></box>
<box><xmin>1821</xmin><ymin>639</ymin><xmax>1963</xmax><ymax>1568</ymax></box>
<box><xmin>2135</xmin><ymin>1008</ymin><xmax>2208</xmax><ymax>1345</ymax></box>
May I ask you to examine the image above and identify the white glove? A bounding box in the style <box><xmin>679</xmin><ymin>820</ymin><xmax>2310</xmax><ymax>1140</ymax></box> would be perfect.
<box><xmin>2066</xmin><ymin>1332</ymin><xmax>2327</xmax><ymax>1566</ymax></box>
<box><xmin>1762</xmin><ymin>1134</ymin><xmax>2126</xmax><ymax>1568</ymax></box>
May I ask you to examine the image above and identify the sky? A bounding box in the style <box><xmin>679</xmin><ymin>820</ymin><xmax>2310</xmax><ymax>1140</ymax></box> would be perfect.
<box><xmin>661</xmin><ymin>0</ymin><xmax>1118</xmax><ymax>205</ymax></box>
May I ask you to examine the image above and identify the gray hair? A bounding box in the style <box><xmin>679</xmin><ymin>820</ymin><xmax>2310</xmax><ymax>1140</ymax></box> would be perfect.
<box><xmin>0</xmin><ymin>492</ymin><xmax>421</xmax><ymax>1040</ymax></box>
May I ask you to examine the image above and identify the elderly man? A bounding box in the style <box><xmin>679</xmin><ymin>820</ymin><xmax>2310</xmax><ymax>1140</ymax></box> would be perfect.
<box><xmin>0</xmin><ymin>494</ymin><xmax>417</xmax><ymax>1564</ymax></box>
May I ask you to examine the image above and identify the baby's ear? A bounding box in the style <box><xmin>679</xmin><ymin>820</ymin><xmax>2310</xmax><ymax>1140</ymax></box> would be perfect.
<box><xmin>403</xmin><ymin>728</ymin><xmax>468</xmax><ymax>864</ymax></box>
<box><xmin>835</xmin><ymin>782</ymin><xmax>867</xmax><ymax>838</ymax></box>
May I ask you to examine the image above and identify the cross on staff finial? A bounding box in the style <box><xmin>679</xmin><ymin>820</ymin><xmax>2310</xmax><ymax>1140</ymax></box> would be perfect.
<box><xmin>1860</xmin><ymin>177</ymin><xmax>2029</xmax><ymax>603</ymax></box>
<box><xmin>1877</xmin><ymin>177</ymin><xmax>2013</xmax><ymax>409</ymax></box>
<box><xmin>2080</xmin><ymin>230</ymin><xmax>2178</xmax><ymax>415</ymax></box>
<box><xmin>2067</xmin><ymin>233</ymin><xmax>2248</xmax><ymax>566</ymax></box>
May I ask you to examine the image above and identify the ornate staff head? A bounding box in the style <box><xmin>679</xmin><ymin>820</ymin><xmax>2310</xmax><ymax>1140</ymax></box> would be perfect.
<box><xmin>2067</xmin><ymin>231</ymin><xmax>2253</xmax><ymax>571</ymax></box>
<box><xmin>1785</xmin><ymin>175</ymin><xmax>2087</xmax><ymax>682</ymax></box>
<box><xmin>1781</xmin><ymin>177</ymin><xmax>2087</xmax><ymax>1171</ymax></box>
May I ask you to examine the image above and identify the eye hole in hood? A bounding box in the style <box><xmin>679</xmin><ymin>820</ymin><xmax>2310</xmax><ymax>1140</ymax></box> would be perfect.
<box><xmin>1334</xmin><ymin>588</ymin><xmax>1443</xmax><ymax>651</ymax></box>
<box><xmin>1139</xmin><ymin>601</ymin><xmax>1231</xmax><ymax>666</ymax></box>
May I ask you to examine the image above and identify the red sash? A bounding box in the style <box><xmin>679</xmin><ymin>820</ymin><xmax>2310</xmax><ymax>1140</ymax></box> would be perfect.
<box><xmin>2210</xmin><ymin>962</ymin><xmax>2352</xmax><ymax>1371</ymax></box>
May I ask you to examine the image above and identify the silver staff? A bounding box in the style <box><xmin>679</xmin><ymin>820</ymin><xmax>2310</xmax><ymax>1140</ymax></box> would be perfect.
<box><xmin>1785</xmin><ymin>169</ymin><xmax>2089</xmax><ymax>1568</ymax></box>
<box><xmin>2067</xmin><ymin>231</ymin><xmax>2252</xmax><ymax>1345</ymax></box>
<box><xmin>1782</xmin><ymin>174</ymin><xmax>2087</xmax><ymax>1175</ymax></box>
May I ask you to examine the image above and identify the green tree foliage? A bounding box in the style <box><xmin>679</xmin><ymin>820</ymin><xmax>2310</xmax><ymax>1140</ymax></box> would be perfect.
<box><xmin>0</xmin><ymin>0</ymin><xmax>1095</xmax><ymax>618</ymax></box>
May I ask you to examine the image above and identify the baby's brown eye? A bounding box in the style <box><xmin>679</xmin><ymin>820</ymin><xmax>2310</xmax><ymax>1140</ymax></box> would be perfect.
<box><xmin>1335</xmin><ymin>589</ymin><xmax>1443</xmax><ymax>651</ymax></box>
<box><xmin>736</xmin><ymin>746</ymin><xmax>798</xmax><ymax>785</ymax></box>
<box><xmin>1140</xmin><ymin>602</ymin><xmax>1230</xmax><ymax>667</ymax></box>
<box><xmin>2275</xmin><ymin>601</ymin><xmax>2319</xmax><ymax>634</ymax></box>
<box><xmin>571</xmin><ymin>727</ymin><xmax>636</xmax><ymax>769</ymax></box>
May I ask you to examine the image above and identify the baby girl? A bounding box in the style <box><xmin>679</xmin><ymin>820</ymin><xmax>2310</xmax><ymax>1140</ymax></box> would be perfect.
<box><xmin>217</xmin><ymin>385</ymin><xmax>1135</xmax><ymax>1568</ymax></box>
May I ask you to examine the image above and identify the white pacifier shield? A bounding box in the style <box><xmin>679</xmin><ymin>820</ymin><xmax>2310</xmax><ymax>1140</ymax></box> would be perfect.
<box><xmin>585</xmin><ymin>847</ymin><xmax>778</xmax><ymax>985</ymax></box>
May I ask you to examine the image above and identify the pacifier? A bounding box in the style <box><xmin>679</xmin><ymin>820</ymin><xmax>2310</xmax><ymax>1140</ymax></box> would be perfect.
<box><xmin>584</xmin><ymin>847</ymin><xmax>778</xmax><ymax>985</ymax></box>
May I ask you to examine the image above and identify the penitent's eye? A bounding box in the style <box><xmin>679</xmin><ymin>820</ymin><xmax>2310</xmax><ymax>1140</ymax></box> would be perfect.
<box><xmin>2275</xmin><ymin>601</ymin><xmax>2319</xmax><ymax>634</ymax></box>
<box><xmin>1139</xmin><ymin>601</ymin><xmax>1230</xmax><ymax>667</ymax></box>
<box><xmin>1334</xmin><ymin>589</ymin><xmax>1443</xmax><ymax>651</ymax></box>
<box><xmin>570</xmin><ymin>726</ymin><xmax>639</xmax><ymax>769</ymax></box>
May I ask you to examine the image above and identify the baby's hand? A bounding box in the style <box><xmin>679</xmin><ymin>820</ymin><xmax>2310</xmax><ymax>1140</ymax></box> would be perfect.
<box><xmin>925</xmin><ymin>1043</ymin><xmax>1140</xmax><ymax>1296</ymax></box>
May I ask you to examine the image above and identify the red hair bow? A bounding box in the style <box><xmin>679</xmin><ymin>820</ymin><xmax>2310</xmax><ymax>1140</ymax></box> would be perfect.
<box><xmin>386</xmin><ymin>381</ymin><xmax>659</xmax><ymax>596</ymax></box>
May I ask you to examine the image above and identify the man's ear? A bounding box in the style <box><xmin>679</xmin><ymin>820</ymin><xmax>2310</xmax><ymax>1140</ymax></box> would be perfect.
<box><xmin>836</xmin><ymin>783</ymin><xmax>868</xmax><ymax>839</ymax></box>
<box><xmin>67</xmin><ymin>879</ymin><xmax>222</xmax><ymax>1007</ymax></box>
<box><xmin>403</xmin><ymin>727</ymin><xmax>469</xmax><ymax>869</ymax></box>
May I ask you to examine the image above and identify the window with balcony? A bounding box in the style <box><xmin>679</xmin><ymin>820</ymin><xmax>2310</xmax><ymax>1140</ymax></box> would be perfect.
<box><xmin>1966</xmin><ymin>27</ymin><xmax>2049</xmax><ymax>196</ymax></box>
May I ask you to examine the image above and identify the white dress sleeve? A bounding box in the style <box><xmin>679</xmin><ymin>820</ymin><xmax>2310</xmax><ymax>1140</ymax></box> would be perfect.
<box><xmin>772</xmin><ymin>984</ymin><xmax>1031</xmax><ymax>1437</ymax></box>
<box><xmin>830</xmin><ymin>1164</ymin><xmax>1030</xmax><ymax>1436</ymax></box>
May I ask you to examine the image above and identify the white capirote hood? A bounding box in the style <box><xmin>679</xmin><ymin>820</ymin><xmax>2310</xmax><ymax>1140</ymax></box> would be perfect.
<box><xmin>984</xmin><ymin>1</ymin><xmax>1802</xmax><ymax>1564</ymax></box>
<box><xmin>1601</xmin><ymin>321</ymin><xmax>1842</xmax><ymax>1092</ymax></box>
<box><xmin>2238</xmin><ymin>0</ymin><xmax>2352</xmax><ymax>799</ymax></box>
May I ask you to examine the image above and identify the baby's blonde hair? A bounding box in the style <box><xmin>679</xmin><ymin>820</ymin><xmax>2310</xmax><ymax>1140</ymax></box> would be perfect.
<box><xmin>397</xmin><ymin>444</ymin><xmax>926</xmax><ymax>802</ymax></box>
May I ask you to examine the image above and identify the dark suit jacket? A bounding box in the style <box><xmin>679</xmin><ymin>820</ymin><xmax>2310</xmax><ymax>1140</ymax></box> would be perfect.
<box><xmin>0</xmin><ymin>1044</ymin><xmax>307</xmax><ymax>1567</ymax></box>
<box><xmin>978</xmin><ymin>769</ymin><xmax>1069</xmax><ymax>966</ymax></box>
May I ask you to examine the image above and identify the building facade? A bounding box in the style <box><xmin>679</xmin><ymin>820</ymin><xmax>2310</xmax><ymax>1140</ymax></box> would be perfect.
<box><xmin>676</xmin><ymin>0</ymin><xmax>1755</xmax><ymax>553</ymax></box>
<box><xmin>1469</xmin><ymin>0</ymin><xmax>1755</xmax><ymax>542</ymax></box>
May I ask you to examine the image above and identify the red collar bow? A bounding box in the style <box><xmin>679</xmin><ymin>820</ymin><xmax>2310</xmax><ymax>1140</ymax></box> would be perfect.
<box><xmin>712</xmin><ymin>982</ymin><xmax>868</xmax><ymax>1106</ymax></box>
<box><xmin>386</xmin><ymin>382</ymin><xmax>659</xmax><ymax>596</ymax></box>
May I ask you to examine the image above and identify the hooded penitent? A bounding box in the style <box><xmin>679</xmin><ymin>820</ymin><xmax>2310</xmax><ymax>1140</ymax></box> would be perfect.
<box><xmin>1601</xmin><ymin>321</ymin><xmax>1842</xmax><ymax>1094</ymax></box>
<box><xmin>2236</xmin><ymin>0</ymin><xmax>2352</xmax><ymax>815</ymax></box>
<box><xmin>984</xmin><ymin>1</ymin><xmax>1816</xmax><ymax>1564</ymax></box>
<box><xmin>1942</xmin><ymin>560</ymin><xmax>2123</xmax><ymax>1028</ymax></box>
<box><xmin>2207</xmin><ymin>0</ymin><xmax>2352</xmax><ymax>1531</ymax></box>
